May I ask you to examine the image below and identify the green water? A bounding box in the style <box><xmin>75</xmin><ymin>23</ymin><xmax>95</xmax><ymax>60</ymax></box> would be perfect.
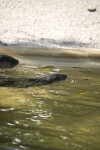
<box><xmin>0</xmin><ymin>57</ymin><xmax>100</xmax><ymax>150</ymax></box>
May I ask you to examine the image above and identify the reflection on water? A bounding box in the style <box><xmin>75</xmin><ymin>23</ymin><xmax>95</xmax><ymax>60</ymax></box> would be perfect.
<box><xmin>0</xmin><ymin>63</ymin><xmax>100</xmax><ymax>150</ymax></box>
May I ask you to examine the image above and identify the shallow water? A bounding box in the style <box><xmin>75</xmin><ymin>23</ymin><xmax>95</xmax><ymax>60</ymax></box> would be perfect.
<box><xmin>0</xmin><ymin>57</ymin><xmax>100</xmax><ymax>150</ymax></box>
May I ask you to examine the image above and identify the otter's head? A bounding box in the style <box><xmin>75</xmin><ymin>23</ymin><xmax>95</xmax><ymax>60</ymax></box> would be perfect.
<box><xmin>50</xmin><ymin>74</ymin><xmax>67</xmax><ymax>82</ymax></box>
<box><xmin>42</xmin><ymin>73</ymin><xmax>67</xmax><ymax>83</ymax></box>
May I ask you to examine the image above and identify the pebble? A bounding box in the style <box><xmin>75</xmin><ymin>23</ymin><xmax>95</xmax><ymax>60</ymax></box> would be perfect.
<box><xmin>88</xmin><ymin>7</ymin><xmax>96</xmax><ymax>12</ymax></box>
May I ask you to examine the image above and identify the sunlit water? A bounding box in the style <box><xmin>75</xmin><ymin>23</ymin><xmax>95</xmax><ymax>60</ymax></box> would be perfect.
<box><xmin>0</xmin><ymin>57</ymin><xmax>100</xmax><ymax>150</ymax></box>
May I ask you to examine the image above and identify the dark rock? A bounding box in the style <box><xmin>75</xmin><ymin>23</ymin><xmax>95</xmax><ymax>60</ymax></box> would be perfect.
<box><xmin>0</xmin><ymin>55</ymin><xmax>19</xmax><ymax>68</ymax></box>
<box><xmin>0</xmin><ymin>41</ymin><xmax>7</xmax><ymax>46</ymax></box>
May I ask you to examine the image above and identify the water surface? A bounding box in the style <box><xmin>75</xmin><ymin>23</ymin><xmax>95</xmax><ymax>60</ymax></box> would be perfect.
<box><xmin>0</xmin><ymin>57</ymin><xmax>100</xmax><ymax>150</ymax></box>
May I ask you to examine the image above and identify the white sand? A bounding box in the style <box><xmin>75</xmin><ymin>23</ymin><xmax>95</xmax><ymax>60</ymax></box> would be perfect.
<box><xmin>0</xmin><ymin>0</ymin><xmax>100</xmax><ymax>48</ymax></box>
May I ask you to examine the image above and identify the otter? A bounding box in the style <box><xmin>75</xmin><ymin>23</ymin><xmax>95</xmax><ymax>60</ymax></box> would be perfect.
<box><xmin>0</xmin><ymin>55</ymin><xmax>67</xmax><ymax>87</ymax></box>
<box><xmin>0</xmin><ymin>73</ymin><xmax>67</xmax><ymax>88</ymax></box>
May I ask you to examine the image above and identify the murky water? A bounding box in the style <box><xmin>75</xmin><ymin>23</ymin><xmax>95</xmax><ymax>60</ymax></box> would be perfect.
<box><xmin>0</xmin><ymin>57</ymin><xmax>100</xmax><ymax>150</ymax></box>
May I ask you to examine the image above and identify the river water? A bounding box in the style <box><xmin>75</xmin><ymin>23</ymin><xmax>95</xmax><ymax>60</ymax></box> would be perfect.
<box><xmin>0</xmin><ymin>57</ymin><xmax>100</xmax><ymax>150</ymax></box>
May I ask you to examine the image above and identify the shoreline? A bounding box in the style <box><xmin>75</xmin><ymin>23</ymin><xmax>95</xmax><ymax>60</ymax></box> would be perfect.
<box><xmin>0</xmin><ymin>46</ymin><xmax>100</xmax><ymax>59</ymax></box>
